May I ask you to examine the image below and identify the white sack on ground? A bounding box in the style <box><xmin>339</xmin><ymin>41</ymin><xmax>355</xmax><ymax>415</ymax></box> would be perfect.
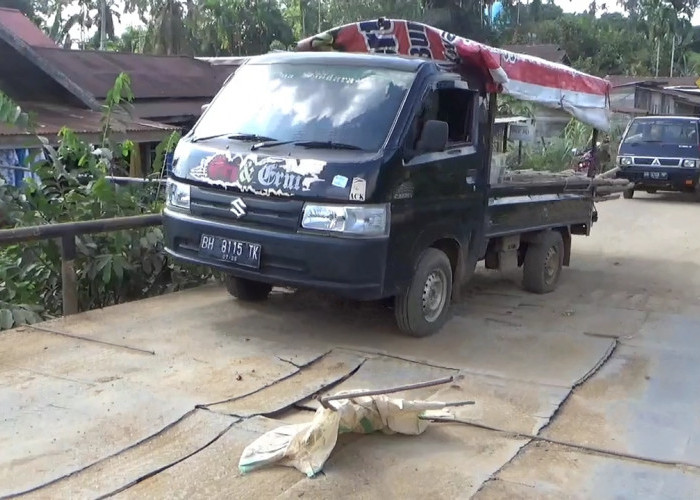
<box><xmin>238</xmin><ymin>395</ymin><xmax>454</xmax><ymax>477</ymax></box>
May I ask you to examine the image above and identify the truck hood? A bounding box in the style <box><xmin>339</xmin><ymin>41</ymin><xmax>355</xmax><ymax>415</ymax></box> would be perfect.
<box><xmin>619</xmin><ymin>142</ymin><xmax>700</xmax><ymax>159</ymax></box>
<box><xmin>171</xmin><ymin>140</ymin><xmax>383</xmax><ymax>202</ymax></box>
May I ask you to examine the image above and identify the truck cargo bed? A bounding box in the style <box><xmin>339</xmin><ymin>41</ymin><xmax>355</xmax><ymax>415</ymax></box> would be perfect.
<box><xmin>485</xmin><ymin>170</ymin><xmax>630</xmax><ymax>238</ymax></box>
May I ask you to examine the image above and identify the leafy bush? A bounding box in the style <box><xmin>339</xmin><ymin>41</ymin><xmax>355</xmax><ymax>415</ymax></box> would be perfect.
<box><xmin>506</xmin><ymin>117</ymin><xmax>623</xmax><ymax>172</ymax></box>
<box><xmin>0</xmin><ymin>74</ymin><xmax>214</xmax><ymax>331</ymax></box>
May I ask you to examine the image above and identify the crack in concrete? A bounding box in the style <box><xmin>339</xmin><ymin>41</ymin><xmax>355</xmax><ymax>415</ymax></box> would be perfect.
<box><xmin>28</xmin><ymin>324</ymin><xmax>156</xmax><ymax>356</ymax></box>
<box><xmin>471</xmin><ymin>339</ymin><xmax>621</xmax><ymax>498</ymax></box>
<box><xmin>226</xmin><ymin>358</ymin><xmax>368</xmax><ymax>420</ymax></box>
<box><xmin>445</xmin><ymin>417</ymin><xmax>700</xmax><ymax>473</ymax></box>
<box><xmin>197</xmin><ymin>349</ymin><xmax>333</xmax><ymax>409</ymax></box>
<box><xmin>7</xmin><ymin>365</ymin><xmax>96</xmax><ymax>386</ymax></box>
<box><xmin>275</xmin><ymin>355</ymin><xmax>302</xmax><ymax>368</ymax></box>
<box><xmin>543</xmin><ymin>338</ymin><xmax>619</xmax><ymax>428</ymax></box>
<box><xmin>98</xmin><ymin>420</ymin><xmax>238</xmax><ymax>499</ymax></box>
<box><xmin>471</xmin><ymin>437</ymin><xmax>531</xmax><ymax>498</ymax></box>
<box><xmin>1</xmin><ymin>409</ymin><xmax>238</xmax><ymax>499</ymax></box>
<box><xmin>339</xmin><ymin>346</ymin><xmax>571</xmax><ymax>389</ymax></box>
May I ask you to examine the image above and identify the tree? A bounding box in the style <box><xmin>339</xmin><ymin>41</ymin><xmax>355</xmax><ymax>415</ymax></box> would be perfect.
<box><xmin>197</xmin><ymin>0</ymin><xmax>292</xmax><ymax>56</ymax></box>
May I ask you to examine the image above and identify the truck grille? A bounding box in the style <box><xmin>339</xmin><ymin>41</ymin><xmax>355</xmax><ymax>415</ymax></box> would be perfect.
<box><xmin>632</xmin><ymin>157</ymin><xmax>683</xmax><ymax>167</ymax></box>
<box><xmin>189</xmin><ymin>186</ymin><xmax>303</xmax><ymax>231</ymax></box>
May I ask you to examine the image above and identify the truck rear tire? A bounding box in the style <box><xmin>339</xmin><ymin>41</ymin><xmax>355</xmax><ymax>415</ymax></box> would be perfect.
<box><xmin>623</xmin><ymin>188</ymin><xmax>634</xmax><ymax>199</ymax></box>
<box><xmin>394</xmin><ymin>248</ymin><xmax>453</xmax><ymax>337</ymax></box>
<box><xmin>224</xmin><ymin>275</ymin><xmax>272</xmax><ymax>302</ymax></box>
<box><xmin>522</xmin><ymin>231</ymin><xmax>564</xmax><ymax>294</ymax></box>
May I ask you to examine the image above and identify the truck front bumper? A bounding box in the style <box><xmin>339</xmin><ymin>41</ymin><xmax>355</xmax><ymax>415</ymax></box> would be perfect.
<box><xmin>616</xmin><ymin>167</ymin><xmax>700</xmax><ymax>192</ymax></box>
<box><xmin>163</xmin><ymin>208</ymin><xmax>389</xmax><ymax>301</ymax></box>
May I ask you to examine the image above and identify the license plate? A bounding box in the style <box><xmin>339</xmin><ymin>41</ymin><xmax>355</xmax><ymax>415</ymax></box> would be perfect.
<box><xmin>199</xmin><ymin>234</ymin><xmax>261</xmax><ymax>269</ymax></box>
<box><xmin>644</xmin><ymin>171</ymin><xmax>668</xmax><ymax>180</ymax></box>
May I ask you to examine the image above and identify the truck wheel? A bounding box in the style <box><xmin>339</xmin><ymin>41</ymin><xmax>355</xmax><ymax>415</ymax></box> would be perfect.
<box><xmin>394</xmin><ymin>248</ymin><xmax>453</xmax><ymax>337</ymax></box>
<box><xmin>522</xmin><ymin>231</ymin><xmax>564</xmax><ymax>294</ymax></box>
<box><xmin>224</xmin><ymin>275</ymin><xmax>272</xmax><ymax>302</ymax></box>
<box><xmin>623</xmin><ymin>188</ymin><xmax>634</xmax><ymax>199</ymax></box>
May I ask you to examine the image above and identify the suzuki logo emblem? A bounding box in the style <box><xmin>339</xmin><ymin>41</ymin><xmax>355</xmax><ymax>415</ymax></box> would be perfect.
<box><xmin>230</xmin><ymin>198</ymin><xmax>247</xmax><ymax>218</ymax></box>
<box><xmin>652</xmin><ymin>158</ymin><xmax>661</xmax><ymax>166</ymax></box>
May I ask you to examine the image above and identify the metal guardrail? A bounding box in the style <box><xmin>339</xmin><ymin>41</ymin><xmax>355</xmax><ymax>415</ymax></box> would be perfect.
<box><xmin>0</xmin><ymin>214</ymin><xmax>163</xmax><ymax>316</ymax></box>
<box><xmin>105</xmin><ymin>176</ymin><xmax>167</xmax><ymax>186</ymax></box>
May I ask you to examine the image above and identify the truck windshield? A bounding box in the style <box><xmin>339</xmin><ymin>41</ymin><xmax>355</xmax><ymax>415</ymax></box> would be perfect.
<box><xmin>622</xmin><ymin>118</ymin><xmax>699</xmax><ymax>145</ymax></box>
<box><xmin>192</xmin><ymin>62</ymin><xmax>416</xmax><ymax>151</ymax></box>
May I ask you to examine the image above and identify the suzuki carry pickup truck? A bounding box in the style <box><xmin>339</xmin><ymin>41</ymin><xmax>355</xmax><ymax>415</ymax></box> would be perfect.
<box><xmin>163</xmin><ymin>19</ymin><xmax>613</xmax><ymax>337</ymax></box>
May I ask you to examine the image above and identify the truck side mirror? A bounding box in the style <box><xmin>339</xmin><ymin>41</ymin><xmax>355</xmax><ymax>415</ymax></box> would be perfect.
<box><xmin>416</xmin><ymin>120</ymin><xmax>448</xmax><ymax>153</ymax></box>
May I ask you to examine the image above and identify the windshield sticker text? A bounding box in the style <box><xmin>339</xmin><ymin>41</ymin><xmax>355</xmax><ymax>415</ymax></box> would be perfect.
<box><xmin>189</xmin><ymin>153</ymin><xmax>325</xmax><ymax>196</ymax></box>
<box><xmin>350</xmin><ymin>177</ymin><xmax>366</xmax><ymax>201</ymax></box>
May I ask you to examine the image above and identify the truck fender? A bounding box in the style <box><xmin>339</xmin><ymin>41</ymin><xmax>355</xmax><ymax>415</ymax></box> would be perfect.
<box><xmin>521</xmin><ymin>227</ymin><xmax>572</xmax><ymax>267</ymax></box>
<box><xmin>408</xmin><ymin>226</ymin><xmax>470</xmax><ymax>301</ymax></box>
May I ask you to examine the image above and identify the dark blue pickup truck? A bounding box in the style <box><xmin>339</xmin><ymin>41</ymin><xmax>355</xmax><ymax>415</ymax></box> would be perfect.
<box><xmin>615</xmin><ymin>116</ymin><xmax>700</xmax><ymax>199</ymax></box>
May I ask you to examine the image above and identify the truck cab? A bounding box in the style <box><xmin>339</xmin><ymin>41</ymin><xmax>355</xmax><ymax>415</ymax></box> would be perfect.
<box><xmin>615</xmin><ymin>115</ymin><xmax>700</xmax><ymax>199</ymax></box>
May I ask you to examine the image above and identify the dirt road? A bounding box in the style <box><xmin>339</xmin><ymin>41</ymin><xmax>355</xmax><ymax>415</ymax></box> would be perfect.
<box><xmin>2</xmin><ymin>191</ymin><xmax>700</xmax><ymax>499</ymax></box>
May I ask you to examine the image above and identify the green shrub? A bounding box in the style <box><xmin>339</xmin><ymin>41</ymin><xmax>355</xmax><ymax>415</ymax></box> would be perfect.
<box><xmin>0</xmin><ymin>74</ymin><xmax>214</xmax><ymax>331</ymax></box>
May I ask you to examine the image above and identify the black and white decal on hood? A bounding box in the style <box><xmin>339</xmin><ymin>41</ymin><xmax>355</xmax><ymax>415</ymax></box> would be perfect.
<box><xmin>172</xmin><ymin>144</ymin><xmax>378</xmax><ymax>201</ymax></box>
<box><xmin>189</xmin><ymin>151</ymin><xmax>326</xmax><ymax>196</ymax></box>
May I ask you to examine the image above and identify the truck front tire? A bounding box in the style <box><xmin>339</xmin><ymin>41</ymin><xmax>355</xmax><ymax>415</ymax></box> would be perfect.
<box><xmin>394</xmin><ymin>248</ymin><xmax>453</xmax><ymax>337</ymax></box>
<box><xmin>224</xmin><ymin>275</ymin><xmax>272</xmax><ymax>302</ymax></box>
<box><xmin>522</xmin><ymin>231</ymin><xmax>564</xmax><ymax>294</ymax></box>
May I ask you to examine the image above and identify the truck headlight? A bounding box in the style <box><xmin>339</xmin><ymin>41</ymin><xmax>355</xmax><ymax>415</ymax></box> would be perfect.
<box><xmin>620</xmin><ymin>156</ymin><xmax>633</xmax><ymax>166</ymax></box>
<box><xmin>166</xmin><ymin>179</ymin><xmax>191</xmax><ymax>211</ymax></box>
<box><xmin>682</xmin><ymin>159</ymin><xmax>696</xmax><ymax>168</ymax></box>
<box><xmin>301</xmin><ymin>203</ymin><xmax>389</xmax><ymax>237</ymax></box>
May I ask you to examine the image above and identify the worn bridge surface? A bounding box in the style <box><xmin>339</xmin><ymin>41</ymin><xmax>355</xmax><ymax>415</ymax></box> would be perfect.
<box><xmin>2</xmin><ymin>191</ymin><xmax>700</xmax><ymax>499</ymax></box>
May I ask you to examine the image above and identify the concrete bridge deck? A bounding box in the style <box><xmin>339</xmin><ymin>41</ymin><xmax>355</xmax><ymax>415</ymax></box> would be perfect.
<box><xmin>2</xmin><ymin>192</ymin><xmax>700</xmax><ymax>499</ymax></box>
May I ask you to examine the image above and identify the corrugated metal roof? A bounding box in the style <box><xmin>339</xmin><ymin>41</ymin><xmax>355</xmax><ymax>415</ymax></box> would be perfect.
<box><xmin>0</xmin><ymin>8</ymin><xmax>57</xmax><ymax>48</ymax></box>
<box><xmin>33</xmin><ymin>47</ymin><xmax>232</xmax><ymax>100</ymax></box>
<box><xmin>606</xmin><ymin>75</ymin><xmax>698</xmax><ymax>88</ymax></box>
<box><xmin>0</xmin><ymin>102</ymin><xmax>176</xmax><ymax>146</ymax></box>
<box><xmin>502</xmin><ymin>44</ymin><xmax>568</xmax><ymax>64</ymax></box>
<box><xmin>130</xmin><ymin>99</ymin><xmax>209</xmax><ymax>121</ymax></box>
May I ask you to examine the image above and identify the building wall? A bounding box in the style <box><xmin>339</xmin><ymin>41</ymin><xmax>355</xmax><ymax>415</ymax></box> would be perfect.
<box><xmin>634</xmin><ymin>87</ymin><xmax>700</xmax><ymax>116</ymax></box>
<box><xmin>611</xmin><ymin>87</ymin><xmax>635</xmax><ymax>111</ymax></box>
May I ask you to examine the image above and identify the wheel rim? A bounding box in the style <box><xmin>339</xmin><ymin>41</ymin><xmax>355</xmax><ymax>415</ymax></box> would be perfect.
<box><xmin>422</xmin><ymin>269</ymin><xmax>448</xmax><ymax>323</ymax></box>
<box><xmin>543</xmin><ymin>245</ymin><xmax>560</xmax><ymax>285</ymax></box>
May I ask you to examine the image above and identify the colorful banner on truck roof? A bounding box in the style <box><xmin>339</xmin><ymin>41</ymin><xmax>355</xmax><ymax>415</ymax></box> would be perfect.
<box><xmin>296</xmin><ymin>19</ymin><xmax>612</xmax><ymax>131</ymax></box>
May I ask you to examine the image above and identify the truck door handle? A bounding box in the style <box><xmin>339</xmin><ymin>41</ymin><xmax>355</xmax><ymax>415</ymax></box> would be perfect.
<box><xmin>465</xmin><ymin>176</ymin><xmax>476</xmax><ymax>191</ymax></box>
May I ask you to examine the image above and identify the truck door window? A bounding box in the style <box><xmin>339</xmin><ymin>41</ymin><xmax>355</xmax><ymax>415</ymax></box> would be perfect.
<box><xmin>436</xmin><ymin>88</ymin><xmax>474</xmax><ymax>145</ymax></box>
<box><xmin>404</xmin><ymin>88</ymin><xmax>475</xmax><ymax>158</ymax></box>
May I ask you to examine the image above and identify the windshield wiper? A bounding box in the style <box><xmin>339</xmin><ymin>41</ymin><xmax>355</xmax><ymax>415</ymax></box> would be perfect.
<box><xmin>191</xmin><ymin>132</ymin><xmax>277</xmax><ymax>144</ymax></box>
<box><xmin>250</xmin><ymin>139</ymin><xmax>295</xmax><ymax>151</ymax></box>
<box><xmin>191</xmin><ymin>132</ymin><xmax>229</xmax><ymax>143</ymax></box>
<box><xmin>294</xmin><ymin>140</ymin><xmax>363</xmax><ymax>150</ymax></box>
<box><xmin>228</xmin><ymin>133</ymin><xmax>278</xmax><ymax>142</ymax></box>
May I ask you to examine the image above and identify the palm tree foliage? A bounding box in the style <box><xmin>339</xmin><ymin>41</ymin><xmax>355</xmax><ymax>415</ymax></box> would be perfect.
<box><xmin>15</xmin><ymin>0</ymin><xmax>700</xmax><ymax>76</ymax></box>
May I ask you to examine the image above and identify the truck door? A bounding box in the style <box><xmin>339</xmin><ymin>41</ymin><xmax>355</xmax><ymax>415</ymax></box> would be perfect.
<box><xmin>387</xmin><ymin>78</ymin><xmax>487</xmax><ymax>292</ymax></box>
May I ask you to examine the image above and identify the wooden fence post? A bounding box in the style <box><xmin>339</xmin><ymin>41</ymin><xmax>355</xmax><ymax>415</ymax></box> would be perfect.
<box><xmin>60</xmin><ymin>234</ymin><xmax>78</xmax><ymax>316</ymax></box>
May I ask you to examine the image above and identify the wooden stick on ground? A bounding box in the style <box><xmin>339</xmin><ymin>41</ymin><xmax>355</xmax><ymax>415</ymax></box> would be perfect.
<box><xmin>319</xmin><ymin>375</ymin><xmax>455</xmax><ymax>409</ymax></box>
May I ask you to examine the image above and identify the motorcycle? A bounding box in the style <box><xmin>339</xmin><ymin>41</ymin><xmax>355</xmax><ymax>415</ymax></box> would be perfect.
<box><xmin>571</xmin><ymin>139</ymin><xmax>610</xmax><ymax>176</ymax></box>
<box><xmin>570</xmin><ymin>147</ymin><xmax>595</xmax><ymax>174</ymax></box>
